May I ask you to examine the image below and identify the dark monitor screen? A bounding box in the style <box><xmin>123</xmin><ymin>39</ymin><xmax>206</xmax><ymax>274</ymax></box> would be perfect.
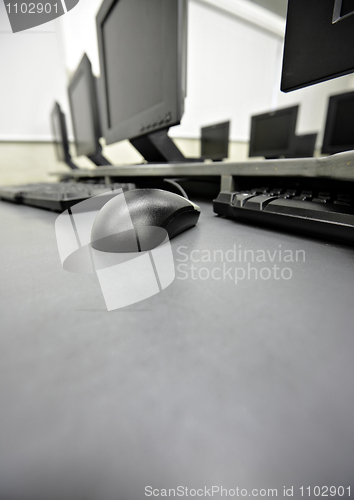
<box><xmin>321</xmin><ymin>90</ymin><xmax>354</xmax><ymax>154</ymax></box>
<box><xmin>281</xmin><ymin>0</ymin><xmax>354</xmax><ymax>92</ymax></box>
<box><xmin>68</xmin><ymin>54</ymin><xmax>101</xmax><ymax>158</ymax></box>
<box><xmin>50</xmin><ymin>102</ymin><xmax>78</xmax><ymax>170</ymax></box>
<box><xmin>96</xmin><ymin>0</ymin><xmax>187</xmax><ymax>146</ymax></box>
<box><xmin>249</xmin><ymin>106</ymin><xmax>299</xmax><ymax>159</ymax></box>
<box><xmin>201</xmin><ymin>121</ymin><xmax>230</xmax><ymax>161</ymax></box>
<box><xmin>285</xmin><ymin>133</ymin><xmax>317</xmax><ymax>158</ymax></box>
<box><xmin>51</xmin><ymin>102</ymin><xmax>69</xmax><ymax>163</ymax></box>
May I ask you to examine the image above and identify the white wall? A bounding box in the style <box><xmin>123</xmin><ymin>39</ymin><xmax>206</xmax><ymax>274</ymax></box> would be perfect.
<box><xmin>0</xmin><ymin>1</ymin><xmax>69</xmax><ymax>141</ymax></box>
<box><xmin>58</xmin><ymin>0</ymin><xmax>101</xmax><ymax>76</ymax></box>
<box><xmin>172</xmin><ymin>0</ymin><xmax>284</xmax><ymax>140</ymax></box>
<box><xmin>1</xmin><ymin>0</ymin><xmax>354</xmax><ymax>145</ymax></box>
<box><xmin>171</xmin><ymin>0</ymin><xmax>354</xmax><ymax>145</ymax></box>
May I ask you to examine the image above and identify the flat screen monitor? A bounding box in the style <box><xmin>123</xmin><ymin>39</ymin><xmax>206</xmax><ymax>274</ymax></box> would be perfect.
<box><xmin>50</xmin><ymin>102</ymin><xmax>78</xmax><ymax>170</ymax></box>
<box><xmin>281</xmin><ymin>0</ymin><xmax>354</xmax><ymax>92</ymax></box>
<box><xmin>68</xmin><ymin>54</ymin><xmax>110</xmax><ymax>166</ymax></box>
<box><xmin>96</xmin><ymin>0</ymin><xmax>188</xmax><ymax>163</ymax></box>
<box><xmin>321</xmin><ymin>90</ymin><xmax>354</xmax><ymax>154</ymax></box>
<box><xmin>249</xmin><ymin>106</ymin><xmax>299</xmax><ymax>159</ymax></box>
<box><xmin>286</xmin><ymin>133</ymin><xmax>317</xmax><ymax>158</ymax></box>
<box><xmin>201</xmin><ymin>121</ymin><xmax>230</xmax><ymax>161</ymax></box>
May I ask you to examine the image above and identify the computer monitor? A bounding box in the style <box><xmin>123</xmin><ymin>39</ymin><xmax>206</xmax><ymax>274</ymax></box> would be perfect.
<box><xmin>248</xmin><ymin>106</ymin><xmax>299</xmax><ymax>159</ymax></box>
<box><xmin>96</xmin><ymin>0</ymin><xmax>189</xmax><ymax>163</ymax></box>
<box><xmin>201</xmin><ymin>121</ymin><xmax>230</xmax><ymax>161</ymax></box>
<box><xmin>286</xmin><ymin>133</ymin><xmax>317</xmax><ymax>158</ymax></box>
<box><xmin>50</xmin><ymin>102</ymin><xmax>78</xmax><ymax>170</ymax></box>
<box><xmin>321</xmin><ymin>90</ymin><xmax>354</xmax><ymax>154</ymax></box>
<box><xmin>281</xmin><ymin>0</ymin><xmax>354</xmax><ymax>92</ymax></box>
<box><xmin>68</xmin><ymin>54</ymin><xmax>111</xmax><ymax>167</ymax></box>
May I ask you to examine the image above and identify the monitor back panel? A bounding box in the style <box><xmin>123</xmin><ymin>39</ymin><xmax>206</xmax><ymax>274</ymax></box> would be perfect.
<box><xmin>201</xmin><ymin>121</ymin><xmax>230</xmax><ymax>160</ymax></box>
<box><xmin>281</xmin><ymin>0</ymin><xmax>354</xmax><ymax>92</ymax></box>
<box><xmin>249</xmin><ymin>106</ymin><xmax>298</xmax><ymax>158</ymax></box>
<box><xmin>322</xmin><ymin>91</ymin><xmax>354</xmax><ymax>154</ymax></box>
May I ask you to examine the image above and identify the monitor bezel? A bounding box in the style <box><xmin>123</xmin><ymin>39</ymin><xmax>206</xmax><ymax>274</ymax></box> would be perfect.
<box><xmin>51</xmin><ymin>102</ymin><xmax>70</xmax><ymax>163</ymax></box>
<box><xmin>68</xmin><ymin>53</ymin><xmax>101</xmax><ymax>158</ymax></box>
<box><xmin>96</xmin><ymin>0</ymin><xmax>187</xmax><ymax>146</ymax></box>
<box><xmin>201</xmin><ymin>121</ymin><xmax>230</xmax><ymax>161</ymax></box>
<box><xmin>50</xmin><ymin>102</ymin><xmax>79</xmax><ymax>170</ymax></box>
<box><xmin>248</xmin><ymin>105</ymin><xmax>299</xmax><ymax>159</ymax></box>
<box><xmin>281</xmin><ymin>0</ymin><xmax>354</xmax><ymax>92</ymax></box>
<box><xmin>285</xmin><ymin>133</ymin><xmax>317</xmax><ymax>158</ymax></box>
<box><xmin>321</xmin><ymin>90</ymin><xmax>354</xmax><ymax>154</ymax></box>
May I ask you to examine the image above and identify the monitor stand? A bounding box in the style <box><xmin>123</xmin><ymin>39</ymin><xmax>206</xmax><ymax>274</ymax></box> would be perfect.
<box><xmin>66</xmin><ymin>159</ymin><xmax>79</xmax><ymax>169</ymax></box>
<box><xmin>130</xmin><ymin>128</ymin><xmax>201</xmax><ymax>163</ymax></box>
<box><xmin>88</xmin><ymin>150</ymin><xmax>112</xmax><ymax>167</ymax></box>
<box><xmin>64</xmin><ymin>151</ymin><xmax>79</xmax><ymax>170</ymax></box>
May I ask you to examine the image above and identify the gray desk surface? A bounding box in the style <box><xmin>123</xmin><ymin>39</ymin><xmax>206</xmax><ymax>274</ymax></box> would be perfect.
<box><xmin>1</xmin><ymin>199</ymin><xmax>354</xmax><ymax>500</ymax></box>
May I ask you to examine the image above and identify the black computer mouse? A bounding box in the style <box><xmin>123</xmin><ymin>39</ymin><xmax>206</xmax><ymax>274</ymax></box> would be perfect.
<box><xmin>91</xmin><ymin>188</ymin><xmax>201</xmax><ymax>252</ymax></box>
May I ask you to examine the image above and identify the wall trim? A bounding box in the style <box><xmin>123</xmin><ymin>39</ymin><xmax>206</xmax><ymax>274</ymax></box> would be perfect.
<box><xmin>0</xmin><ymin>135</ymin><xmax>73</xmax><ymax>142</ymax></box>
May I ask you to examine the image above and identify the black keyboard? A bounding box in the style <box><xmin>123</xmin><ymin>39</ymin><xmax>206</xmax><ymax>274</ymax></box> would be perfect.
<box><xmin>0</xmin><ymin>181</ymin><xmax>135</xmax><ymax>212</ymax></box>
<box><xmin>213</xmin><ymin>186</ymin><xmax>354</xmax><ymax>244</ymax></box>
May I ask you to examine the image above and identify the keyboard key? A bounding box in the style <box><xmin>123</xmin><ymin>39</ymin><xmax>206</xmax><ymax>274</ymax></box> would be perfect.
<box><xmin>334</xmin><ymin>194</ymin><xmax>351</xmax><ymax>207</ymax></box>
<box><xmin>216</xmin><ymin>191</ymin><xmax>236</xmax><ymax>204</ymax></box>
<box><xmin>264</xmin><ymin>198</ymin><xmax>354</xmax><ymax>222</ymax></box>
<box><xmin>243</xmin><ymin>195</ymin><xmax>279</xmax><ymax>210</ymax></box>
<box><xmin>232</xmin><ymin>193</ymin><xmax>257</xmax><ymax>207</ymax></box>
<box><xmin>213</xmin><ymin>188</ymin><xmax>354</xmax><ymax>245</ymax></box>
<box><xmin>318</xmin><ymin>192</ymin><xmax>331</xmax><ymax>200</ymax></box>
<box><xmin>284</xmin><ymin>189</ymin><xmax>297</xmax><ymax>197</ymax></box>
<box><xmin>300</xmin><ymin>190</ymin><xmax>313</xmax><ymax>197</ymax></box>
<box><xmin>0</xmin><ymin>182</ymin><xmax>135</xmax><ymax>212</ymax></box>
